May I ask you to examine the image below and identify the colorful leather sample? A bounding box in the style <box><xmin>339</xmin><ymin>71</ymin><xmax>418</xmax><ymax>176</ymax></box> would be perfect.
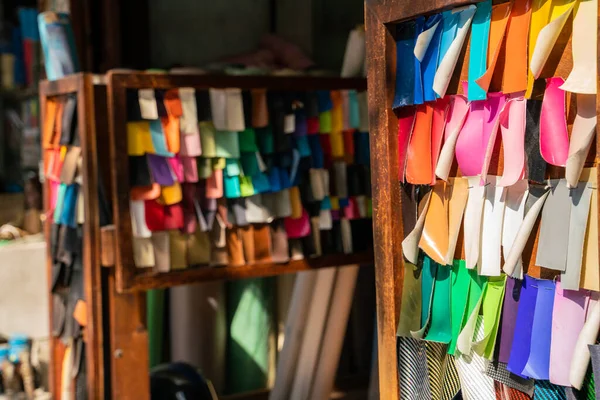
<box><xmin>501</xmin><ymin>180</ymin><xmax>529</xmax><ymax>278</ymax></box>
<box><xmin>393</xmin><ymin>20</ymin><xmax>416</xmax><ymax>108</ymax></box>
<box><xmin>406</xmin><ymin>104</ymin><xmax>433</xmax><ymax>184</ymax></box>
<box><xmin>507</xmin><ymin>276</ymin><xmax>539</xmax><ymax>377</ymax></box>
<box><xmin>571</xmin><ymin>301</ymin><xmax>600</xmax><ymax>389</ymax></box>
<box><xmin>445</xmin><ymin>177</ymin><xmax>469</xmax><ymax>264</ymax></box>
<box><xmin>419</xmin><ymin>181</ymin><xmax>449</xmax><ymax>265</ymax></box>
<box><xmin>435</xmin><ymin>95</ymin><xmax>469</xmax><ymax>181</ymax></box>
<box><xmin>397</xmin><ymin>106</ymin><xmax>416</xmax><ymax>182</ymax></box>
<box><xmin>536</xmin><ymin>179</ymin><xmax>571</xmax><ymax>271</ymax></box>
<box><xmin>418</xmin><ymin>14</ymin><xmax>443</xmax><ymax>102</ymax></box>
<box><xmin>472</xmin><ymin>275</ymin><xmax>506</xmax><ymax>359</ymax></box>
<box><xmin>468</xmin><ymin>0</ymin><xmax>492</xmax><ymax>101</ymax></box>
<box><xmin>524</xmin><ymin>100</ymin><xmax>547</xmax><ymax>183</ymax></box>
<box><xmin>581</xmin><ymin>173</ymin><xmax>599</xmax><ymax>291</ymax></box>
<box><xmin>501</xmin><ymin>0</ymin><xmax>532</xmax><ymax>93</ymax></box>
<box><xmin>566</xmin><ymin>94</ymin><xmax>597</xmax><ymax>188</ymax></box>
<box><xmin>464</xmin><ymin>176</ymin><xmax>485</xmax><ymax>269</ymax></box>
<box><xmin>480</xmin><ymin>176</ymin><xmax>505</xmax><ymax>277</ymax></box>
<box><xmin>540</xmin><ymin>77</ymin><xmax>569</xmax><ymax>166</ymax></box>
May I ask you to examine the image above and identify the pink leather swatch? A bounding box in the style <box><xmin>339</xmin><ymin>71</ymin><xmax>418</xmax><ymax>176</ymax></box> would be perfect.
<box><xmin>540</xmin><ymin>77</ymin><xmax>569</xmax><ymax>166</ymax></box>
<box><xmin>398</xmin><ymin>106</ymin><xmax>416</xmax><ymax>182</ymax></box>
<box><xmin>284</xmin><ymin>209</ymin><xmax>311</xmax><ymax>239</ymax></box>
<box><xmin>549</xmin><ymin>282</ymin><xmax>589</xmax><ymax>386</ymax></box>
<box><xmin>181</xmin><ymin>156</ymin><xmax>198</xmax><ymax>183</ymax></box>
<box><xmin>206</xmin><ymin>169</ymin><xmax>223</xmax><ymax>199</ymax></box>
<box><xmin>168</xmin><ymin>156</ymin><xmax>184</xmax><ymax>182</ymax></box>
<box><xmin>430</xmin><ymin>98</ymin><xmax>450</xmax><ymax>185</ymax></box>
<box><xmin>455</xmin><ymin>99</ymin><xmax>485</xmax><ymax>176</ymax></box>
<box><xmin>480</xmin><ymin>93</ymin><xmax>508</xmax><ymax>183</ymax></box>
<box><xmin>497</xmin><ymin>98</ymin><xmax>526</xmax><ymax>187</ymax></box>
<box><xmin>436</xmin><ymin>95</ymin><xmax>469</xmax><ymax>181</ymax></box>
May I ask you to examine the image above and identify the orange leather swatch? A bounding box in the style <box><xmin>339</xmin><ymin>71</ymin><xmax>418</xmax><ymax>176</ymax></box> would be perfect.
<box><xmin>502</xmin><ymin>0</ymin><xmax>532</xmax><ymax>93</ymax></box>
<box><xmin>161</xmin><ymin>116</ymin><xmax>180</xmax><ymax>153</ymax></box>
<box><xmin>253</xmin><ymin>224</ymin><xmax>272</xmax><ymax>263</ymax></box>
<box><xmin>131</xmin><ymin>184</ymin><xmax>161</xmax><ymax>201</ymax></box>
<box><xmin>289</xmin><ymin>186</ymin><xmax>303</xmax><ymax>219</ymax></box>
<box><xmin>251</xmin><ymin>89</ymin><xmax>269</xmax><ymax>128</ymax></box>
<box><xmin>73</xmin><ymin>299</ymin><xmax>87</xmax><ymax>327</ymax></box>
<box><xmin>475</xmin><ymin>2</ymin><xmax>513</xmax><ymax>93</ymax></box>
<box><xmin>43</xmin><ymin>99</ymin><xmax>58</xmax><ymax>149</ymax></box>
<box><xmin>330</xmin><ymin>91</ymin><xmax>344</xmax><ymax>133</ymax></box>
<box><xmin>405</xmin><ymin>104</ymin><xmax>433</xmax><ymax>185</ymax></box>
<box><xmin>226</xmin><ymin>228</ymin><xmax>246</xmax><ymax>266</ymax></box>
<box><xmin>419</xmin><ymin>180</ymin><xmax>449</xmax><ymax>265</ymax></box>
<box><xmin>164</xmin><ymin>89</ymin><xmax>183</xmax><ymax>117</ymax></box>
<box><xmin>53</xmin><ymin>100</ymin><xmax>64</xmax><ymax>148</ymax></box>
<box><xmin>240</xmin><ymin>225</ymin><xmax>255</xmax><ymax>263</ymax></box>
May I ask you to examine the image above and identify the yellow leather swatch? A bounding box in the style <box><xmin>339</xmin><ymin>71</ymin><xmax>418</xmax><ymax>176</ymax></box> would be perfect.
<box><xmin>127</xmin><ymin>121</ymin><xmax>154</xmax><ymax>155</ymax></box>
<box><xmin>502</xmin><ymin>0</ymin><xmax>532</xmax><ymax>93</ymax></box>
<box><xmin>419</xmin><ymin>180</ymin><xmax>450</xmax><ymax>265</ymax></box>
<box><xmin>290</xmin><ymin>186</ymin><xmax>303</xmax><ymax>219</ymax></box>
<box><xmin>526</xmin><ymin>0</ymin><xmax>553</xmax><ymax>97</ymax></box>
<box><xmin>331</xmin><ymin>130</ymin><xmax>345</xmax><ymax>158</ymax></box>
<box><xmin>169</xmin><ymin>230</ymin><xmax>188</xmax><ymax>270</ymax></box>
<box><xmin>160</xmin><ymin>182</ymin><xmax>183</xmax><ymax>205</ymax></box>
<box><xmin>43</xmin><ymin>99</ymin><xmax>58</xmax><ymax>149</ymax></box>
<box><xmin>331</xmin><ymin>91</ymin><xmax>344</xmax><ymax>133</ymax></box>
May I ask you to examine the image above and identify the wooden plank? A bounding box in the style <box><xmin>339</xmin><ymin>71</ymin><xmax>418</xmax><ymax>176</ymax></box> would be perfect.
<box><xmin>366</xmin><ymin>0</ymin><xmax>486</xmax><ymax>24</ymax></box>
<box><xmin>364</xmin><ymin>5</ymin><xmax>401</xmax><ymax>400</ymax></box>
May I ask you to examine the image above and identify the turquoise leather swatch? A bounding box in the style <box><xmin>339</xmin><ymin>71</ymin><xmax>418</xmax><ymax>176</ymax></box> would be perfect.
<box><xmin>468</xmin><ymin>0</ymin><xmax>492</xmax><ymax>101</ymax></box>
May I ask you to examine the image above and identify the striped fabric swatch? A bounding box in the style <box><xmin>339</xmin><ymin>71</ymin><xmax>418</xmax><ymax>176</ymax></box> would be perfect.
<box><xmin>456</xmin><ymin>316</ymin><xmax>495</xmax><ymax>399</ymax></box>
<box><xmin>533</xmin><ymin>380</ymin><xmax>566</xmax><ymax>400</ymax></box>
<box><xmin>494</xmin><ymin>381</ymin><xmax>532</xmax><ymax>400</ymax></box>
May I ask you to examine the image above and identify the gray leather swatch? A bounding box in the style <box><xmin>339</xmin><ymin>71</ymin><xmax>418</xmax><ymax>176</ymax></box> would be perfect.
<box><xmin>536</xmin><ymin>179</ymin><xmax>571</xmax><ymax>271</ymax></box>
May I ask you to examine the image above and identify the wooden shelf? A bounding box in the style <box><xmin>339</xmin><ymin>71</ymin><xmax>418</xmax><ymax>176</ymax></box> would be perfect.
<box><xmin>128</xmin><ymin>251</ymin><xmax>373</xmax><ymax>290</ymax></box>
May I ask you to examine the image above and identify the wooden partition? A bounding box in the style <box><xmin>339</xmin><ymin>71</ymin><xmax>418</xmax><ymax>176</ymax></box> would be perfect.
<box><xmin>364</xmin><ymin>0</ymin><xmax>600</xmax><ymax>398</ymax></box>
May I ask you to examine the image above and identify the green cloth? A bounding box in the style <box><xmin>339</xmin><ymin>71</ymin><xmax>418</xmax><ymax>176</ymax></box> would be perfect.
<box><xmin>448</xmin><ymin>260</ymin><xmax>471</xmax><ymax>354</ymax></box>
<box><xmin>147</xmin><ymin>289</ymin><xmax>165</xmax><ymax>368</ymax></box>
<box><xmin>473</xmin><ymin>275</ymin><xmax>506</xmax><ymax>359</ymax></box>
<box><xmin>239</xmin><ymin>176</ymin><xmax>255</xmax><ymax>197</ymax></box>
<box><xmin>424</xmin><ymin>262</ymin><xmax>452</xmax><ymax>343</ymax></box>
<box><xmin>226</xmin><ymin>278</ymin><xmax>273</xmax><ymax>394</ymax></box>
<box><xmin>319</xmin><ymin>111</ymin><xmax>332</xmax><ymax>133</ymax></box>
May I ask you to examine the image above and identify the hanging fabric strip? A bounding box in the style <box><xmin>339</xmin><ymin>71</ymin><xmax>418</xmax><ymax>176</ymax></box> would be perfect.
<box><xmin>479</xmin><ymin>94</ymin><xmax>508</xmax><ymax>184</ymax></box>
<box><xmin>426</xmin><ymin>342</ymin><xmax>461</xmax><ymax>400</ymax></box>
<box><xmin>397</xmin><ymin>262</ymin><xmax>423</xmax><ymax>337</ymax></box>
<box><xmin>445</xmin><ymin>178</ymin><xmax>469</xmax><ymax>264</ymax></box>
<box><xmin>438</xmin><ymin>11</ymin><xmax>459</xmax><ymax>74</ymax></box>
<box><xmin>397</xmin><ymin>337</ymin><xmax>433</xmax><ymax>400</ymax></box>
<box><xmin>501</xmin><ymin>180</ymin><xmax>529</xmax><ymax>279</ymax></box>
<box><xmin>497</xmin><ymin>98</ymin><xmax>526</xmax><ymax>187</ymax></box>
<box><xmin>565</xmin><ymin>94</ymin><xmax>597</xmax><ymax>188</ymax></box>
<box><xmin>472</xmin><ymin>275</ymin><xmax>507</xmax><ymax>358</ymax></box>
<box><xmin>503</xmin><ymin>187</ymin><xmax>550</xmax><ymax>276</ymax></box>
<box><xmin>536</xmin><ymin>179</ymin><xmax>571</xmax><ymax>271</ymax></box>
<box><xmin>479</xmin><ymin>176</ymin><xmax>506</xmax><ymax>277</ymax></box>
<box><xmin>580</xmin><ymin>173</ymin><xmax>599</xmax><ymax>291</ymax></box>
<box><xmin>406</xmin><ymin>104</ymin><xmax>433</xmax><ymax>184</ymax></box>
<box><xmin>430</xmin><ymin>98</ymin><xmax>450</xmax><ymax>185</ymax></box>
<box><xmin>402</xmin><ymin>191</ymin><xmax>433</xmax><ymax>264</ymax></box>
<box><xmin>475</xmin><ymin>2</ymin><xmax>513</xmax><ymax>93</ymax></box>
<box><xmin>398</xmin><ymin>106</ymin><xmax>417</xmax><ymax>182</ymax></box>
<box><xmin>419</xmin><ymin>181</ymin><xmax>449</xmax><ymax>265</ymax></box>
<box><xmin>498</xmin><ymin>278</ymin><xmax>524</xmax><ymax>364</ymax></box>
<box><xmin>570</xmin><ymin>301</ymin><xmax>600</xmax><ymax>389</ymax></box>
<box><xmin>521</xmin><ymin>279</ymin><xmax>555</xmax><ymax>380</ymax></box>
<box><xmin>526</xmin><ymin>0</ymin><xmax>552</xmax><ymax>97</ymax></box>
<box><xmin>457</xmin><ymin>272</ymin><xmax>487</xmax><ymax>355</ymax></box>
<box><xmin>468</xmin><ymin>0</ymin><xmax>492</xmax><ymax>101</ymax></box>
<box><xmin>425</xmin><ymin>264</ymin><xmax>453</xmax><ymax>343</ymax></box>
<box><xmin>420</xmin><ymin>14</ymin><xmax>443</xmax><ymax>102</ymax></box>
<box><xmin>507</xmin><ymin>276</ymin><xmax>539</xmax><ymax>377</ymax></box>
<box><xmin>562</xmin><ymin>173</ymin><xmax>594</xmax><ymax>290</ymax></box>
<box><xmin>433</xmin><ymin>5</ymin><xmax>477</xmax><ymax>98</ymax></box>
<box><xmin>533</xmin><ymin>380</ymin><xmax>566</xmax><ymax>399</ymax></box>
<box><xmin>455</xmin><ymin>316</ymin><xmax>496</xmax><ymax>400</ymax></box>
<box><xmin>560</xmin><ymin>0</ymin><xmax>598</xmax><ymax>94</ymax></box>
<box><xmin>501</xmin><ymin>0</ymin><xmax>532</xmax><ymax>93</ymax></box>
<box><xmin>411</xmin><ymin>256</ymin><xmax>438</xmax><ymax>339</ymax></box>
<box><xmin>393</xmin><ymin>20</ymin><xmax>416</xmax><ymax>108</ymax></box>
<box><xmin>540</xmin><ymin>77</ymin><xmax>569</xmax><ymax>166</ymax></box>
<box><xmin>530</xmin><ymin>0</ymin><xmax>576</xmax><ymax>80</ymax></box>
<box><xmin>449</xmin><ymin>260</ymin><xmax>471</xmax><ymax>355</ymax></box>
<box><xmin>549</xmin><ymin>283</ymin><xmax>589</xmax><ymax>386</ymax></box>
<box><xmin>524</xmin><ymin>100</ymin><xmax>547</xmax><ymax>183</ymax></box>
<box><xmin>464</xmin><ymin>177</ymin><xmax>485</xmax><ymax>269</ymax></box>
<box><xmin>486</xmin><ymin>362</ymin><xmax>535</xmax><ymax>397</ymax></box>
<box><xmin>413</xmin><ymin>17</ymin><xmax>425</xmax><ymax>105</ymax></box>
<box><xmin>435</xmin><ymin>95</ymin><xmax>469</xmax><ymax>181</ymax></box>
<box><xmin>456</xmin><ymin>99</ymin><xmax>486</xmax><ymax>177</ymax></box>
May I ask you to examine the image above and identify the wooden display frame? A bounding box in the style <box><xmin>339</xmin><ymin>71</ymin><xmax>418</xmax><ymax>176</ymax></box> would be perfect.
<box><xmin>364</xmin><ymin>0</ymin><xmax>600</xmax><ymax>398</ymax></box>
<box><xmin>105</xmin><ymin>71</ymin><xmax>373</xmax><ymax>293</ymax></box>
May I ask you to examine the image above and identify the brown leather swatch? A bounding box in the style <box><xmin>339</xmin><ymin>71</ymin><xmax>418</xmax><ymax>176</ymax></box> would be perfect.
<box><xmin>226</xmin><ymin>228</ymin><xmax>246</xmax><ymax>266</ymax></box>
<box><xmin>271</xmin><ymin>220</ymin><xmax>290</xmax><ymax>263</ymax></box>
<box><xmin>253</xmin><ymin>224</ymin><xmax>272</xmax><ymax>263</ymax></box>
<box><xmin>240</xmin><ymin>225</ymin><xmax>256</xmax><ymax>263</ymax></box>
<box><xmin>251</xmin><ymin>89</ymin><xmax>269</xmax><ymax>128</ymax></box>
<box><xmin>187</xmin><ymin>229</ymin><xmax>210</xmax><ymax>266</ymax></box>
<box><xmin>169</xmin><ymin>230</ymin><xmax>188</xmax><ymax>270</ymax></box>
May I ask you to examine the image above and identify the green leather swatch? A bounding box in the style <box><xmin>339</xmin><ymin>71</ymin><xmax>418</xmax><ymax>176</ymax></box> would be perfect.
<box><xmin>449</xmin><ymin>260</ymin><xmax>471</xmax><ymax>354</ymax></box>
<box><xmin>239</xmin><ymin>176</ymin><xmax>255</xmax><ymax>198</ymax></box>
<box><xmin>238</xmin><ymin>128</ymin><xmax>258</xmax><ymax>152</ymax></box>
<box><xmin>397</xmin><ymin>262</ymin><xmax>423</xmax><ymax>337</ymax></box>
<box><xmin>197</xmin><ymin>157</ymin><xmax>213</xmax><ymax>179</ymax></box>
<box><xmin>319</xmin><ymin>111</ymin><xmax>332</xmax><ymax>133</ymax></box>
<box><xmin>472</xmin><ymin>275</ymin><xmax>507</xmax><ymax>359</ymax></box>
<box><xmin>412</xmin><ymin>255</ymin><xmax>438</xmax><ymax>339</ymax></box>
<box><xmin>425</xmin><ymin>263</ymin><xmax>452</xmax><ymax>343</ymax></box>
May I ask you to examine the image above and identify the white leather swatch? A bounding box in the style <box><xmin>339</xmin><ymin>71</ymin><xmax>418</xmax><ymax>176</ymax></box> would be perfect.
<box><xmin>341</xmin><ymin>27</ymin><xmax>366</xmax><ymax>78</ymax></box>
<box><xmin>245</xmin><ymin>194</ymin><xmax>273</xmax><ymax>223</ymax></box>
<box><xmin>341</xmin><ymin>219</ymin><xmax>353</xmax><ymax>254</ymax></box>
<box><xmin>479</xmin><ymin>176</ymin><xmax>505</xmax><ymax>276</ymax></box>
<box><xmin>436</xmin><ymin>96</ymin><xmax>470</xmax><ymax>181</ymax></box>
<box><xmin>562</xmin><ymin>178</ymin><xmax>594</xmax><ymax>290</ymax></box>
<box><xmin>566</xmin><ymin>94</ymin><xmax>597</xmax><ymax>188</ymax></box>
<box><xmin>536</xmin><ymin>179</ymin><xmax>571</xmax><ymax>271</ymax></box>
<box><xmin>310</xmin><ymin>169</ymin><xmax>326</xmax><ymax>201</ymax></box>
<box><xmin>402</xmin><ymin>191</ymin><xmax>432</xmax><ymax>264</ymax></box>
<box><xmin>560</xmin><ymin>0</ymin><xmax>598</xmax><ymax>94</ymax></box>
<box><xmin>501</xmin><ymin>180</ymin><xmax>528</xmax><ymax>279</ymax></box>
<box><xmin>319</xmin><ymin>209</ymin><xmax>333</xmax><ymax>230</ymax></box>
<box><xmin>178</xmin><ymin>88</ymin><xmax>200</xmax><ymax>135</ymax></box>
<box><xmin>209</xmin><ymin>89</ymin><xmax>228</xmax><ymax>131</ymax></box>
<box><xmin>130</xmin><ymin>200</ymin><xmax>152</xmax><ymax>238</ymax></box>
<box><xmin>464</xmin><ymin>176</ymin><xmax>486</xmax><ymax>269</ymax></box>
<box><xmin>225</xmin><ymin>88</ymin><xmax>245</xmax><ymax>132</ymax></box>
<box><xmin>433</xmin><ymin>5</ymin><xmax>477</xmax><ymax>97</ymax></box>
<box><xmin>133</xmin><ymin>237</ymin><xmax>155</xmax><ymax>268</ymax></box>
<box><xmin>503</xmin><ymin>189</ymin><xmax>550</xmax><ymax>276</ymax></box>
<box><xmin>457</xmin><ymin>296</ymin><xmax>484</xmax><ymax>355</ymax></box>
<box><xmin>570</xmin><ymin>301</ymin><xmax>600</xmax><ymax>389</ymax></box>
<box><xmin>530</xmin><ymin>2</ymin><xmax>576</xmax><ymax>79</ymax></box>
<box><xmin>355</xmin><ymin>195</ymin><xmax>367</xmax><ymax>218</ymax></box>
<box><xmin>284</xmin><ymin>114</ymin><xmax>296</xmax><ymax>134</ymax></box>
<box><xmin>138</xmin><ymin>89</ymin><xmax>158</xmax><ymax>120</ymax></box>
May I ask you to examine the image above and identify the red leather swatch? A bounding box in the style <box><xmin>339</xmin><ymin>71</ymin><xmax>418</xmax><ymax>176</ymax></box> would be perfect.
<box><xmin>405</xmin><ymin>104</ymin><xmax>433</xmax><ymax>184</ymax></box>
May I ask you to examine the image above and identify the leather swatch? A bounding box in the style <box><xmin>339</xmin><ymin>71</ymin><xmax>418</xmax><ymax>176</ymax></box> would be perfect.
<box><xmin>456</xmin><ymin>99</ymin><xmax>486</xmax><ymax>177</ymax></box>
<box><xmin>497</xmin><ymin>98</ymin><xmax>526</xmax><ymax>187</ymax></box>
<box><xmin>397</xmin><ymin>106</ymin><xmax>416</xmax><ymax>182</ymax></box>
<box><xmin>456</xmin><ymin>272</ymin><xmax>487</xmax><ymax>355</ymax></box>
<box><xmin>435</xmin><ymin>95</ymin><xmax>469</xmax><ymax>181</ymax></box>
<box><xmin>566</xmin><ymin>94</ymin><xmax>597</xmax><ymax>188</ymax></box>
<box><xmin>480</xmin><ymin>176</ymin><xmax>505</xmax><ymax>277</ymax></box>
<box><xmin>147</xmin><ymin>154</ymin><xmax>174</xmax><ymax>186</ymax></box>
<box><xmin>411</xmin><ymin>256</ymin><xmax>437</xmax><ymax>339</ymax></box>
<box><xmin>507</xmin><ymin>276</ymin><xmax>539</xmax><ymax>377</ymax></box>
<box><xmin>419</xmin><ymin>181</ymin><xmax>449</xmax><ymax>265</ymax></box>
<box><xmin>448</xmin><ymin>260</ymin><xmax>470</xmax><ymax>354</ymax></box>
<box><xmin>199</xmin><ymin>121</ymin><xmax>217</xmax><ymax>157</ymax></box>
<box><xmin>187</xmin><ymin>228</ymin><xmax>210</xmax><ymax>266</ymax></box>
<box><xmin>464</xmin><ymin>176</ymin><xmax>485</xmax><ymax>269</ymax></box>
<box><xmin>130</xmin><ymin>200</ymin><xmax>152</xmax><ymax>238</ymax></box>
<box><xmin>501</xmin><ymin>180</ymin><xmax>529</xmax><ymax>279</ymax></box>
<box><xmin>138</xmin><ymin>89</ymin><xmax>159</xmax><ymax>120</ymax></box>
<box><xmin>127</xmin><ymin>121</ymin><xmax>154</xmax><ymax>156</ymax></box>
<box><xmin>498</xmin><ymin>277</ymin><xmax>523</xmax><ymax>364</ymax></box>
<box><xmin>402</xmin><ymin>191</ymin><xmax>432</xmax><ymax>265</ymax></box>
<box><xmin>540</xmin><ymin>77</ymin><xmax>569</xmax><ymax>166</ymax></box>
<box><xmin>284</xmin><ymin>209</ymin><xmax>311</xmax><ymax>239</ymax></box>
<box><xmin>445</xmin><ymin>178</ymin><xmax>468</xmax><ymax>264</ymax></box>
<box><xmin>206</xmin><ymin>169</ymin><xmax>224</xmax><ymax>199</ymax></box>
<box><xmin>270</xmin><ymin>220</ymin><xmax>289</xmax><ymax>263</ymax></box>
<box><xmin>501</xmin><ymin>0</ymin><xmax>532</xmax><ymax>93</ymax></box>
<box><xmin>405</xmin><ymin>104</ymin><xmax>433</xmax><ymax>184</ymax></box>
<box><xmin>412</xmin><ymin>17</ymin><xmax>425</xmax><ymax>105</ymax></box>
<box><xmin>151</xmin><ymin>231</ymin><xmax>170</xmax><ymax>273</ymax></box>
<box><xmin>419</xmin><ymin>14</ymin><xmax>443</xmax><ymax>102</ymax></box>
<box><xmin>472</xmin><ymin>275</ymin><xmax>506</xmax><ymax>359</ymax></box>
<box><xmin>581</xmin><ymin>173</ymin><xmax>599</xmax><ymax>291</ymax></box>
<box><xmin>133</xmin><ymin>237</ymin><xmax>155</xmax><ymax>268</ymax></box>
<box><xmin>536</xmin><ymin>179</ymin><xmax>571</xmax><ymax>271</ymax></box>
<box><xmin>253</xmin><ymin>224</ymin><xmax>272</xmax><ymax>262</ymax></box>
<box><xmin>129</xmin><ymin>156</ymin><xmax>152</xmax><ymax>188</ymax></box>
<box><xmin>397</xmin><ymin>262</ymin><xmax>422</xmax><ymax>337</ymax></box>
<box><xmin>524</xmin><ymin>99</ymin><xmax>546</xmax><ymax>183</ymax></box>
<box><xmin>393</xmin><ymin>20</ymin><xmax>416</xmax><ymax>108</ymax></box>
<box><xmin>169</xmin><ymin>230</ymin><xmax>188</xmax><ymax>270</ymax></box>
<box><xmin>570</xmin><ymin>300</ymin><xmax>600</xmax><ymax>389</ymax></box>
<box><xmin>226</xmin><ymin>228</ymin><xmax>245</xmax><ymax>267</ymax></box>
<box><xmin>60</xmin><ymin>146</ymin><xmax>81</xmax><ymax>185</ymax></box>
<box><xmin>149</xmin><ymin>119</ymin><xmax>174</xmax><ymax>157</ymax></box>
<box><xmin>178</xmin><ymin>88</ymin><xmax>199</xmax><ymax>135</ymax></box>
<box><xmin>468</xmin><ymin>0</ymin><xmax>492</xmax><ymax>101</ymax></box>
<box><xmin>424</xmin><ymin>263</ymin><xmax>452</xmax><ymax>343</ymax></box>
<box><xmin>430</xmin><ymin>98</ymin><xmax>449</xmax><ymax>184</ymax></box>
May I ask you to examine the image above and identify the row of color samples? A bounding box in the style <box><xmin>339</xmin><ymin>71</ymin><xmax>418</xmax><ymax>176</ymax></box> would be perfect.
<box><xmin>126</xmin><ymin>87</ymin><xmax>373</xmax><ymax>270</ymax></box>
<box><xmin>399</xmin><ymin>79</ymin><xmax>596</xmax><ymax>190</ymax></box>
<box><xmin>393</xmin><ymin>0</ymin><xmax>596</xmax><ymax>107</ymax></box>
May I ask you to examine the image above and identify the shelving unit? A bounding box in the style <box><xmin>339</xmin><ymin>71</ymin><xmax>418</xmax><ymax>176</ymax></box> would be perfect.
<box><xmin>364</xmin><ymin>0</ymin><xmax>600</xmax><ymax>399</ymax></box>
<box><xmin>42</xmin><ymin>71</ymin><xmax>374</xmax><ymax>399</ymax></box>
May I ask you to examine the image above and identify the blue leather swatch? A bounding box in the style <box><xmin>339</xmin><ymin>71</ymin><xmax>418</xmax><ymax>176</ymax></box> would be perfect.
<box><xmin>53</xmin><ymin>183</ymin><xmax>67</xmax><ymax>224</ymax></box>
<box><xmin>279</xmin><ymin>168</ymin><xmax>292</xmax><ymax>189</ymax></box>
<box><xmin>521</xmin><ymin>279</ymin><xmax>555</xmax><ymax>380</ymax></box>
<box><xmin>149</xmin><ymin>119</ymin><xmax>174</xmax><ymax>157</ymax></box>
<box><xmin>468</xmin><ymin>0</ymin><xmax>492</xmax><ymax>101</ymax></box>
<box><xmin>437</xmin><ymin>11</ymin><xmax>459</xmax><ymax>99</ymax></box>
<box><xmin>507</xmin><ymin>276</ymin><xmax>539</xmax><ymax>378</ymax></box>
<box><xmin>294</xmin><ymin>135</ymin><xmax>312</xmax><ymax>158</ymax></box>
<box><xmin>413</xmin><ymin>16</ymin><xmax>425</xmax><ymax>105</ymax></box>
<box><xmin>321</xmin><ymin>196</ymin><xmax>332</xmax><ymax>210</ymax></box>
<box><xmin>393</xmin><ymin>20</ymin><xmax>416</xmax><ymax>108</ymax></box>
<box><xmin>251</xmin><ymin>173</ymin><xmax>271</xmax><ymax>194</ymax></box>
<box><xmin>147</xmin><ymin>154</ymin><xmax>175</xmax><ymax>186</ymax></box>
<box><xmin>317</xmin><ymin>91</ymin><xmax>333</xmax><ymax>112</ymax></box>
<box><xmin>294</xmin><ymin>112</ymin><xmax>307</xmax><ymax>136</ymax></box>
<box><xmin>422</xmin><ymin>14</ymin><xmax>444</xmax><ymax>102</ymax></box>
<box><xmin>268</xmin><ymin>167</ymin><xmax>282</xmax><ymax>192</ymax></box>
<box><xmin>338</xmin><ymin>197</ymin><xmax>350</xmax><ymax>208</ymax></box>
<box><xmin>308</xmin><ymin>135</ymin><xmax>324</xmax><ymax>168</ymax></box>
<box><xmin>60</xmin><ymin>184</ymin><xmax>79</xmax><ymax>227</ymax></box>
<box><xmin>289</xmin><ymin>149</ymin><xmax>301</xmax><ymax>185</ymax></box>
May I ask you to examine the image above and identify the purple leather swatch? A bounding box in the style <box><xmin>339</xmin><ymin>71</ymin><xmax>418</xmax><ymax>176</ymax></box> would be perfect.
<box><xmin>498</xmin><ymin>277</ymin><xmax>522</xmax><ymax>363</ymax></box>
<box><xmin>507</xmin><ymin>275</ymin><xmax>539</xmax><ymax>377</ymax></box>
<box><xmin>147</xmin><ymin>154</ymin><xmax>174</xmax><ymax>186</ymax></box>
